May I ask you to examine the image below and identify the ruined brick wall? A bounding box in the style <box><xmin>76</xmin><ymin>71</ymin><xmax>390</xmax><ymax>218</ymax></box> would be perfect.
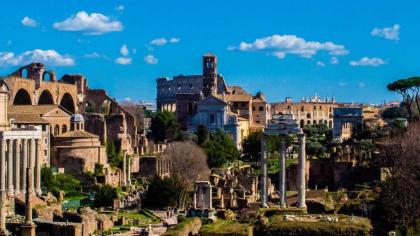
<box><xmin>84</xmin><ymin>113</ymin><xmax>106</xmax><ymax>143</ymax></box>
<box><xmin>175</xmin><ymin>93</ymin><xmax>201</xmax><ymax>128</ymax></box>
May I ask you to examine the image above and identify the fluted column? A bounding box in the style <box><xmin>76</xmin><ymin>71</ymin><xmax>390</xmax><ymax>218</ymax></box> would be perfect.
<box><xmin>14</xmin><ymin>139</ymin><xmax>20</xmax><ymax>194</ymax></box>
<box><xmin>25</xmin><ymin>167</ymin><xmax>33</xmax><ymax>224</ymax></box>
<box><xmin>35</xmin><ymin>139</ymin><xmax>41</xmax><ymax>195</ymax></box>
<box><xmin>0</xmin><ymin>140</ymin><xmax>8</xmax><ymax>235</ymax></box>
<box><xmin>29</xmin><ymin>139</ymin><xmax>35</xmax><ymax>193</ymax></box>
<box><xmin>7</xmin><ymin>139</ymin><xmax>13</xmax><ymax>196</ymax></box>
<box><xmin>297</xmin><ymin>134</ymin><xmax>307</xmax><ymax>209</ymax></box>
<box><xmin>260</xmin><ymin>134</ymin><xmax>268</xmax><ymax>208</ymax></box>
<box><xmin>279</xmin><ymin>139</ymin><xmax>286</xmax><ymax>208</ymax></box>
<box><xmin>21</xmin><ymin>139</ymin><xmax>28</xmax><ymax>193</ymax></box>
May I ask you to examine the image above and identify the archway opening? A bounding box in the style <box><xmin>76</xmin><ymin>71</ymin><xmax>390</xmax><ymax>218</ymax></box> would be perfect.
<box><xmin>13</xmin><ymin>89</ymin><xmax>32</xmax><ymax>105</ymax></box>
<box><xmin>60</xmin><ymin>93</ymin><xmax>75</xmax><ymax>113</ymax></box>
<box><xmin>38</xmin><ymin>90</ymin><xmax>54</xmax><ymax>105</ymax></box>
<box><xmin>21</xmin><ymin>68</ymin><xmax>29</xmax><ymax>78</ymax></box>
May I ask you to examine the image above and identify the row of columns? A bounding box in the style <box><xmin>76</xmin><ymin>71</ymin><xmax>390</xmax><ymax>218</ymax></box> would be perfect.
<box><xmin>260</xmin><ymin>133</ymin><xmax>306</xmax><ymax>209</ymax></box>
<box><xmin>0</xmin><ymin>139</ymin><xmax>41</xmax><ymax>196</ymax></box>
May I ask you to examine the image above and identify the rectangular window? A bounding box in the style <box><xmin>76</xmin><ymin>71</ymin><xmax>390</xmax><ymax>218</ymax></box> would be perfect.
<box><xmin>252</xmin><ymin>106</ymin><xmax>255</xmax><ymax>111</ymax></box>
<box><xmin>210</xmin><ymin>114</ymin><xmax>215</xmax><ymax>123</ymax></box>
<box><xmin>259</xmin><ymin>106</ymin><xmax>264</xmax><ymax>111</ymax></box>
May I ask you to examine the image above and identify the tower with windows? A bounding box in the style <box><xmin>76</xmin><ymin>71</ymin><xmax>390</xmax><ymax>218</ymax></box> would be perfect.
<box><xmin>202</xmin><ymin>53</ymin><xmax>218</xmax><ymax>97</ymax></box>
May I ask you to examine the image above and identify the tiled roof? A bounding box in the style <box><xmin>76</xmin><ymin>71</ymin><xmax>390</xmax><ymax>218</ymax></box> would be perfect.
<box><xmin>55</xmin><ymin>130</ymin><xmax>98</xmax><ymax>138</ymax></box>
<box><xmin>8</xmin><ymin>105</ymin><xmax>71</xmax><ymax>115</ymax></box>
<box><xmin>8</xmin><ymin>114</ymin><xmax>49</xmax><ymax>124</ymax></box>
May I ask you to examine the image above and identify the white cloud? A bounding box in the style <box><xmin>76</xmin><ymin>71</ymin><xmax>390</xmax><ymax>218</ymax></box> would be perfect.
<box><xmin>371</xmin><ymin>24</ymin><xmax>400</xmax><ymax>41</ymax></box>
<box><xmin>53</xmin><ymin>11</ymin><xmax>123</xmax><ymax>35</ymax></box>
<box><xmin>330</xmin><ymin>57</ymin><xmax>339</xmax><ymax>64</ymax></box>
<box><xmin>357</xmin><ymin>82</ymin><xmax>366</xmax><ymax>88</ymax></box>
<box><xmin>150</xmin><ymin>38</ymin><xmax>168</xmax><ymax>46</ymax></box>
<box><xmin>316</xmin><ymin>61</ymin><xmax>325</xmax><ymax>67</ymax></box>
<box><xmin>0</xmin><ymin>49</ymin><xmax>74</xmax><ymax>66</ymax></box>
<box><xmin>21</xmin><ymin>16</ymin><xmax>38</xmax><ymax>27</ymax></box>
<box><xmin>120</xmin><ymin>44</ymin><xmax>129</xmax><ymax>56</ymax></box>
<box><xmin>115</xmin><ymin>5</ymin><xmax>124</xmax><ymax>11</ymax></box>
<box><xmin>169</xmin><ymin>38</ymin><xmax>180</xmax><ymax>43</ymax></box>
<box><xmin>229</xmin><ymin>34</ymin><xmax>349</xmax><ymax>59</ymax></box>
<box><xmin>115</xmin><ymin>57</ymin><xmax>132</xmax><ymax>65</ymax></box>
<box><xmin>349</xmin><ymin>57</ymin><xmax>386</xmax><ymax>67</ymax></box>
<box><xmin>144</xmin><ymin>54</ymin><xmax>158</xmax><ymax>64</ymax></box>
<box><xmin>150</xmin><ymin>37</ymin><xmax>180</xmax><ymax>46</ymax></box>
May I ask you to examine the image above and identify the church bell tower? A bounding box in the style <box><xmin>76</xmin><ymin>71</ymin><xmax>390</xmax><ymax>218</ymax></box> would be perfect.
<box><xmin>202</xmin><ymin>53</ymin><xmax>218</xmax><ymax>97</ymax></box>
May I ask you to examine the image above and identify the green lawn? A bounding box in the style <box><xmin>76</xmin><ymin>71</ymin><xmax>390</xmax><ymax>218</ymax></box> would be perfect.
<box><xmin>118</xmin><ymin>210</ymin><xmax>160</xmax><ymax>226</ymax></box>
<box><xmin>200</xmin><ymin>220</ymin><xmax>251</xmax><ymax>236</ymax></box>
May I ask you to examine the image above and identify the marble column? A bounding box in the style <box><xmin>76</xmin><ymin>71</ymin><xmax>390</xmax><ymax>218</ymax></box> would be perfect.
<box><xmin>0</xmin><ymin>140</ymin><xmax>9</xmax><ymax>236</ymax></box>
<box><xmin>21</xmin><ymin>139</ymin><xmax>28</xmax><ymax>193</ymax></box>
<box><xmin>21</xmin><ymin>166</ymin><xmax>35</xmax><ymax>236</ymax></box>
<box><xmin>35</xmin><ymin>139</ymin><xmax>41</xmax><ymax>195</ymax></box>
<box><xmin>260</xmin><ymin>135</ymin><xmax>268</xmax><ymax>208</ymax></box>
<box><xmin>14</xmin><ymin>139</ymin><xmax>20</xmax><ymax>194</ymax></box>
<box><xmin>29</xmin><ymin>139</ymin><xmax>35</xmax><ymax>193</ymax></box>
<box><xmin>127</xmin><ymin>156</ymin><xmax>131</xmax><ymax>186</ymax></box>
<box><xmin>7</xmin><ymin>139</ymin><xmax>13</xmax><ymax>196</ymax></box>
<box><xmin>279</xmin><ymin>139</ymin><xmax>287</xmax><ymax>208</ymax></box>
<box><xmin>297</xmin><ymin>134</ymin><xmax>307</xmax><ymax>209</ymax></box>
<box><xmin>122</xmin><ymin>153</ymin><xmax>127</xmax><ymax>186</ymax></box>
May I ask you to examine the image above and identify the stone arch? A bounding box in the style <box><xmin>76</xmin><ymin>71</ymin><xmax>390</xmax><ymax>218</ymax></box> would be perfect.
<box><xmin>38</xmin><ymin>90</ymin><xmax>54</xmax><ymax>105</ymax></box>
<box><xmin>42</xmin><ymin>71</ymin><xmax>56</xmax><ymax>82</ymax></box>
<box><xmin>13</xmin><ymin>89</ymin><xmax>32</xmax><ymax>105</ymax></box>
<box><xmin>300</xmin><ymin>119</ymin><xmax>305</xmax><ymax>128</ymax></box>
<box><xmin>20</xmin><ymin>67</ymin><xmax>29</xmax><ymax>78</ymax></box>
<box><xmin>60</xmin><ymin>93</ymin><xmax>75</xmax><ymax>113</ymax></box>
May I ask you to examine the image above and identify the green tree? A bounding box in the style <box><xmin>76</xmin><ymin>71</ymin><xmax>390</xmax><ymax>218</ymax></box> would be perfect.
<box><xmin>196</xmin><ymin>125</ymin><xmax>208</xmax><ymax>145</ymax></box>
<box><xmin>150</xmin><ymin>110</ymin><xmax>180</xmax><ymax>142</ymax></box>
<box><xmin>142</xmin><ymin>175</ymin><xmax>187</xmax><ymax>209</ymax></box>
<box><xmin>387</xmin><ymin>77</ymin><xmax>420</xmax><ymax>120</ymax></box>
<box><xmin>201</xmin><ymin>130</ymin><xmax>240</xmax><ymax>168</ymax></box>
<box><xmin>41</xmin><ymin>166</ymin><xmax>81</xmax><ymax>197</ymax></box>
<box><xmin>106</xmin><ymin>141</ymin><xmax>122</xmax><ymax>168</ymax></box>
<box><xmin>93</xmin><ymin>185</ymin><xmax>119</xmax><ymax>208</ymax></box>
<box><xmin>241</xmin><ymin>132</ymin><xmax>293</xmax><ymax>163</ymax></box>
<box><xmin>381</xmin><ymin>106</ymin><xmax>408</xmax><ymax>120</ymax></box>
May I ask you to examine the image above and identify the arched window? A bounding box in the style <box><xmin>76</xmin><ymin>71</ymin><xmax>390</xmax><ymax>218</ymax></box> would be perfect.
<box><xmin>300</xmin><ymin>119</ymin><xmax>305</xmax><ymax>128</ymax></box>
<box><xmin>307</xmin><ymin>113</ymin><xmax>311</xmax><ymax>119</ymax></box>
<box><xmin>54</xmin><ymin>125</ymin><xmax>60</xmax><ymax>136</ymax></box>
<box><xmin>62</xmin><ymin>125</ymin><xmax>67</xmax><ymax>134</ymax></box>
<box><xmin>307</xmin><ymin>120</ymin><xmax>311</xmax><ymax>125</ymax></box>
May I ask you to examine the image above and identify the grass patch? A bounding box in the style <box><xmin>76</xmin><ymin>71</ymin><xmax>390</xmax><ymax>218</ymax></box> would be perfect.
<box><xmin>255</xmin><ymin>214</ymin><xmax>372</xmax><ymax>236</ymax></box>
<box><xmin>118</xmin><ymin>209</ymin><xmax>160</xmax><ymax>226</ymax></box>
<box><xmin>164</xmin><ymin>217</ymin><xmax>202</xmax><ymax>236</ymax></box>
<box><xmin>200</xmin><ymin>220</ymin><xmax>251</xmax><ymax>236</ymax></box>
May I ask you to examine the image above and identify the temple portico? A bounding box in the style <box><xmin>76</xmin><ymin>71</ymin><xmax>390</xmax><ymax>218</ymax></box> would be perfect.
<box><xmin>261</xmin><ymin>114</ymin><xmax>307</xmax><ymax>209</ymax></box>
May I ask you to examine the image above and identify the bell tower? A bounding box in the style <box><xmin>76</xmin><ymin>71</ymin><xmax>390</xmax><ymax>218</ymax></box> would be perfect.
<box><xmin>202</xmin><ymin>53</ymin><xmax>218</xmax><ymax>97</ymax></box>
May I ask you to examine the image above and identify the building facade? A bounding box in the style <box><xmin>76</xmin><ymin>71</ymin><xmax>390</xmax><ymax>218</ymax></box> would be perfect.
<box><xmin>271</xmin><ymin>95</ymin><xmax>338</xmax><ymax>128</ymax></box>
<box><xmin>332</xmin><ymin>107</ymin><xmax>363</xmax><ymax>141</ymax></box>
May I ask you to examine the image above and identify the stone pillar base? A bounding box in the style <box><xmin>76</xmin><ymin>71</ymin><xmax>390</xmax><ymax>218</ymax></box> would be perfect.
<box><xmin>20</xmin><ymin>223</ymin><xmax>36</xmax><ymax>236</ymax></box>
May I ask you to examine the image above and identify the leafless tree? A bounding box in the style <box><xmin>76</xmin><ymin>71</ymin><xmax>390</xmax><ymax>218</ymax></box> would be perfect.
<box><xmin>377</xmin><ymin>122</ymin><xmax>420</xmax><ymax>234</ymax></box>
<box><xmin>161</xmin><ymin>141</ymin><xmax>211</xmax><ymax>208</ymax></box>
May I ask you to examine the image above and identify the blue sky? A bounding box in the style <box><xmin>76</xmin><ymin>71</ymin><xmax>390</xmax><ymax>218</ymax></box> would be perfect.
<box><xmin>1</xmin><ymin>0</ymin><xmax>420</xmax><ymax>104</ymax></box>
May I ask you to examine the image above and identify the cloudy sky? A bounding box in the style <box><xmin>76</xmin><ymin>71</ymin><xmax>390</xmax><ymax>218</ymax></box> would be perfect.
<box><xmin>1</xmin><ymin>0</ymin><xmax>419</xmax><ymax>104</ymax></box>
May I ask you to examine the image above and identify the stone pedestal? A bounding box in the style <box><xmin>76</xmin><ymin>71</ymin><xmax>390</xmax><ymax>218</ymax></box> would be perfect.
<box><xmin>20</xmin><ymin>223</ymin><xmax>36</xmax><ymax>236</ymax></box>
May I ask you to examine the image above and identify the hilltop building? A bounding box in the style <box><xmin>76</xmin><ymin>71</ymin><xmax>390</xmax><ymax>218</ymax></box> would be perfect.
<box><xmin>271</xmin><ymin>95</ymin><xmax>338</xmax><ymax>128</ymax></box>
<box><xmin>156</xmin><ymin>54</ymin><xmax>269</xmax><ymax>147</ymax></box>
